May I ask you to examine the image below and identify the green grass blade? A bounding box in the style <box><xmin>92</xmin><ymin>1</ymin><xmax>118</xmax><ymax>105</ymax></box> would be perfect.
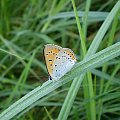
<box><xmin>6</xmin><ymin>49</ymin><xmax>37</xmax><ymax>106</ymax></box>
<box><xmin>97</xmin><ymin>10</ymin><xmax>120</xmax><ymax>120</ymax></box>
<box><xmin>0</xmin><ymin>35</ymin><xmax>23</xmax><ymax>60</ymax></box>
<box><xmin>86</xmin><ymin>1</ymin><xmax>120</xmax><ymax>57</ymax></box>
<box><xmin>47</xmin><ymin>11</ymin><xmax>109</xmax><ymax>22</ymax></box>
<box><xmin>92</xmin><ymin>69</ymin><xmax>120</xmax><ymax>84</ymax></box>
<box><xmin>82</xmin><ymin>0</ymin><xmax>91</xmax><ymax>37</ymax></box>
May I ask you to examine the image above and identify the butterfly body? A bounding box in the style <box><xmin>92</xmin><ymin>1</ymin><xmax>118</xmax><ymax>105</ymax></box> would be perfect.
<box><xmin>44</xmin><ymin>44</ymin><xmax>76</xmax><ymax>80</ymax></box>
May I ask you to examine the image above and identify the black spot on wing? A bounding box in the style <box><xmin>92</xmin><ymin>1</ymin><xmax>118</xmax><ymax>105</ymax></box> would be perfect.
<box><xmin>49</xmin><ymin>59</ymin><xmax>52</xmax><ymax>61</ymax></box>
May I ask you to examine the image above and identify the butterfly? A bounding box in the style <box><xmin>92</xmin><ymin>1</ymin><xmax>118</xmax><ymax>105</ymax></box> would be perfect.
<box><xmin>44</xmin><ymin>44</ymin><xmax>77</xmax><ymax>80</ymax></box>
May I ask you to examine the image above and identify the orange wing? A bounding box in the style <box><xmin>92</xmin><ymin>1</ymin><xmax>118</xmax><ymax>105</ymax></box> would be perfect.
<box><xmin>44</xmin><ymin>44</ymin><xmax>61</xmax><ymax>75</ymax></box>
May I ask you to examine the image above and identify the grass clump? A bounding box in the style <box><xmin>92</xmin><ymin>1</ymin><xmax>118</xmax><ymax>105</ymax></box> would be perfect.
<box><xmin>0</xmin><ymin>0</ymin><xmax>120</xmax><ymax>120</ymax></box>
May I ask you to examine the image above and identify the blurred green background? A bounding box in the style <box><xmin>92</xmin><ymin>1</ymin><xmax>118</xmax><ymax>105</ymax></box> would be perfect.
<box><xmin>0</xmin><ymin>0</ymin><xmax>120</xmax><ymax>120</ymax></box>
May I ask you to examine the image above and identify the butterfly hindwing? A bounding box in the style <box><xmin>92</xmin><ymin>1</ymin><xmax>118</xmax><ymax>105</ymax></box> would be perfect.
<box><xmin>51</xmin><ymin>48</ymin><xmax>76</xmax><ymax>79</ymax></box>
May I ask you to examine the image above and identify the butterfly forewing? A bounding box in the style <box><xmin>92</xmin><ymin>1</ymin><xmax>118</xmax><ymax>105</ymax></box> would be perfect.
<box><xmin>44</xmin><ymin>44</ymin><xmax>61</xmax><ymax>76</ymax></box>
